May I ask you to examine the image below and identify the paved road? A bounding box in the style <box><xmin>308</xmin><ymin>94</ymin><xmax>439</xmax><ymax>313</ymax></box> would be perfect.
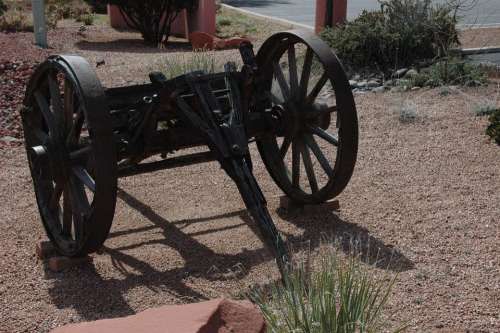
<box><xmin>223</xmin><ymin>0</ymin><xmax>500</xmax><ymax>27</ymax></box>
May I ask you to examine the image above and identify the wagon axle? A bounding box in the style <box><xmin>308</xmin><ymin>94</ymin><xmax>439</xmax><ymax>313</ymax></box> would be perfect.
<box><xmin>21</xmin><ymin>30</ymin><xmax>358</xmax><ymax>274</ymax></box>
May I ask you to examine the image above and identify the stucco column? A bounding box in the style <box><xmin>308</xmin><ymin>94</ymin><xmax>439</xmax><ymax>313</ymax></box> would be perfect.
<box><xmin>315</xmin><ymin>0</ymin><xmax>347</xmax><ymax>34</ymax></box>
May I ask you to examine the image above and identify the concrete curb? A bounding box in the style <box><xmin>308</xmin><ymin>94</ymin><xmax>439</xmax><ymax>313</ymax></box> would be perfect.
<box><xmin>451</xmin><ymin>46</ymin><xmax>500</xmax><ymax>56</ymax></box>
<box><xmin>457</xmin><ymin>23</ymin><xmax>500</xmax><ymax>30</ymax></box>
<box><xmin>220</xmin><ymin>4</ymin><xmax>314</xmax><ymax>31</ymax></box>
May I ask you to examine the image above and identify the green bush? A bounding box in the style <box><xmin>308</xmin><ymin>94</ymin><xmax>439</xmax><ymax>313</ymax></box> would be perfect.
<box><xmin>320</xmin><ymin>0</ymin><xmax>459</xmax><ymax>71</ymax></box>
<box><xmin>486</xmin><ymin>108</ymin><xmax>500</xmax><ymax>144</ymax></box>
<box><xmin>0</xmin><ymin>9</ymin><xmax>33</xmax><ymax>32</ymax></box>
<box><xmin>414</xmin><ymin>59</ymin><xmax>487</xmax><ymax>87</ymax></box>
<box><xmin>0</xmin><ymin>0</ymin><xmax>7</xmax><ymax>17</ymax></box>
<box><xmin>103</xmin><ymin>0</ymin><xmax>199</xmax><ymax>46</ymax></box>
<box><xmin>85</xmin><ymin>0</ymin><xmax>107</xmax><ymax>14</ymax></box>
<box><xmin>252</xmin><ymin>250</ymin><xmax>402</xmax><ymax>333</ymax></box>
<box><xmin>78</xmin><ymin>13</ymin><xmax>95</xmax><ymax>25</ymax></box>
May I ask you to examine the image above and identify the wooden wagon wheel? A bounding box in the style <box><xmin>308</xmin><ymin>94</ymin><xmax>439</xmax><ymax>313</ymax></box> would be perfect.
<box><xmin>256</xmin><ymin>30</ymin><xmax>358</xmax><ymax>204</ymax></box>
<box><xmin>21</xmin><ymin>55</ymin><xmax>117</xmax><ymax>257</ymax></box>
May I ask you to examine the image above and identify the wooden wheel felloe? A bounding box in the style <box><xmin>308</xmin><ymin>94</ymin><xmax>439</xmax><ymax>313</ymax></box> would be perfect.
<box><xmin>21</xmin><ymin>55</ymin><xmax>117</xmax><ymax>257</ymax></box>
<box><xmin>256</xmin><ymin>30</ymin><xmax>358</xmax><ymax>204</ymax></box>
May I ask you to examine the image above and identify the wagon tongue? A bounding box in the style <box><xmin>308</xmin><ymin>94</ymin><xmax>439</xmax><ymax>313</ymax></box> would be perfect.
<box><xmin>174</xmin><ymin>66</ymin><xmax>290</xmax><ymax>274</ymax></box>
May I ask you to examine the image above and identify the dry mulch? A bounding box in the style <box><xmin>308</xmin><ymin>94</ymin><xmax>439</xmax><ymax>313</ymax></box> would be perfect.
<box><xmin>0</xmin><ymin>16</ymin><xmax>499</xmax><ymax>333</ymax></box>
<box><xmin>0</xmin><ymin>85</ymin><xmax>499</xmax><ymax>332</ymax></box>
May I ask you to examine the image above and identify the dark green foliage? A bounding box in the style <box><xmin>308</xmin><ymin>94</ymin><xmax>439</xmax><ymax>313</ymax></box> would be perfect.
<box><xmin>85</xmin><ymin>0</ymin><xmax>107</xmax><ymax>14</ymax></box>
<box><xmin>409</xmin><ymin>59</ymin><xmax>487</xmax><ymax>87</ymax></box>
<box><xmin>320</xmin><ymin>0</ymin><xmax>459</xmax><ymax>71</ymax></box>
<box><xmin>103</xmin><ymin>0</ymin><xmax>199</xmax><ymax>46</ymax></box>
<box><xmin>486</xmin><ymin>108</ymin><xmax>500</xmax><ymax>144</ymax></box>
<box><xmin>0</xmin><ymin>0</ymin><xmax>7</xmax><ymax>17</ymax></box>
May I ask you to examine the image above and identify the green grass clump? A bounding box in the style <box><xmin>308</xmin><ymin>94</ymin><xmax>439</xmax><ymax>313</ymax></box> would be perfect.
<box><xmin>424</xmin><ymin>59</ymin><xmax>487</xmax><ymax>87</ymax></box>
<box><xmin>486</xmin><ymin>108</ymin><xmax>500</xmax><ymax>144</ymax></box>
<box><xmin>252</xmin><ymin>249</ymin><xmax>403</xmax><ymax>333</ymax></box>
<box><xmin>216</xmin><ymin>12</ymin><xmax>257</xmax><ymax>38</ymax></box>
<box><xmin>158</xmin><ymin>51</ymin><xmax>228</xmax><ymax>79</ymax></box>
<box><xmin>0</xmin><ymin>9</ymin><xmax>32</xmax><ymax>32</ymax></box>
<box><xmin>473</xmin><ymin>103</ymin><xmax>499</xmax><ymax>117</ymax></box>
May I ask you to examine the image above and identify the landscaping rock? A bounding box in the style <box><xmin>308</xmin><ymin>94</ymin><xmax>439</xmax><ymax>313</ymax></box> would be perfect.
<box><xmin>405</xmin><ymin>69</ymin><xmax>419</xmax><ymax>78</ymax></box>
<box><xmin>390</xmin><ymin>86</ymin><xmax>405</xmax><ymax>93</ymax></box>
<box><xmin>349</xmin><ymin>80</ymin><xmax>358</xmax><ymax>88</ymax></box>
<box><xmin>51</xmin><ymin>298</ymin><xmax>266</xmax><ymax>333</ymax></box>
<box><xmin>394</xmin><ymin>68</ymin><xmax>409</xmax><ymax>78</ymax></box>
<box><xmin>367</xmin><ymin>80</ymin><xmax>380</xmax><ymax>88</ymax></box>
<box><xmin>357</xmin><ymin>80</ymin><xmax>368</xmax><ymax>88</ymax></box>
<box><xmin>384</xmin><ymin>79</ymin><xmax>395</xmax><ymax>87</ymax></box>
<box><xmin>372</xmin><ymin>86</ymin><xmax>386</xmax><ymax>93</ymax></box>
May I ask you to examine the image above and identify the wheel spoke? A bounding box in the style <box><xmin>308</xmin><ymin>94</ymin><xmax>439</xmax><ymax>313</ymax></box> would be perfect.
<box><xmin>68</xmin><ymin>176</ymin><xmax>91</xmax><ymax>219</ymax></box>
<box><xmin>62</xmin><ymin>187</ymin><xmax>72</xmax><ymax>236</ymax></box>
<box><xmin>49</xmin><ymin>181</ymin><xmax>64</xmax><ymax>211</ymax></box>
<box><xmin>309</xmin><ymin>126</ymin><xmax>339</xmax><ymax>146</ymax></box>
<box><xmin>306</xmin><ymin>72</ymin><xmax>329</xmax><ymax>105</ymax></box>
<box><xmin>304</xmin><ymin>134</ymin><xmax>333</xmax><ymax>176</ymax></box>
<box><xmin>32</xmin><ymin>127</ymin><xmax>50</xmax><ymax>143</ymax></box>
<box><xmin>72</xmin><ymin>165</ymin><xmax>95</xmax><ymax>192</ymax></box>
<box><xmin>48</xmin><ymin>73</ymin><xmax>64</xmax><ymax>115</ymax></box>
<box><xmin>66</xmin><ymin>106</ymin><xmax>84</xmax><ymax>146</ymax></box>
<box><xmin>266</xmin><ymin>91</ymin><xmax>283</xmax><ymax>105</ymax></box>
<box><xmin>291</xmin><ymin>140</ymin><xmax>301</xmax><ymax>187</ymax></box>
<box><xmin>288</xmin><ymin>45</ymin><xmax>299</xmax><ymax>94</ymax></box>
<box><xmin>280</xmin><ymin>136</ymin><xmax>292</xmax><ymax>159</ymax></box>
<box><xmin>299</xmin><ymin>48</ymin><xmax>313</xmax><ymax>99</ymax></box>
<box><xmin>34</xmin><ymin>90</ymin><xmax>56</xmax><ymax>134</ymax></box>
<box><xmin>299</xmin><ymin>140</ymin><xmax>319</xmax><ymax>193</ymax></box>
<box><xmin>69</xmin><ymin>145</ymin><xmax>92</xmax><ymax>160</ymax></box>
<box><xmin>273</xmin><ymin>61</ymin><xmax>290</xmax><ymax>100</ymax></box>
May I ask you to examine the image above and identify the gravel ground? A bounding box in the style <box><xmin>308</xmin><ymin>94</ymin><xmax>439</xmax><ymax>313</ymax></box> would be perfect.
<box><xmin>1</xmin><ymin>85</ymin><xmax>499</xmax><ymax>332</ymax></box>
<box><xmin>0</xmin><ymin>15</ymin><xmax>499</xmax><ymax>333</ymax></box>
<box><xmin>460</xmin><ymin>27</ymin><xmax>500</xmax><ymax>49</ymax></box>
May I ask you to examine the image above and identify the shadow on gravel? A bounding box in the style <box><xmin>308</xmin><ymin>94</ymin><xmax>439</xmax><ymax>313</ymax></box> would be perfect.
<box><xmin>47</xmin><ymin>188</ymin><xmax>412</xmax><ymax>321</ymax></box>
<box><xmin>75</xmin><ymin>39</ymin><xmax>192</xmax><ymax>54</ymax></box>
<box><xmin>277</xmin><ymin>206</ymin><xmax>415</xmax><ymax>273</ymax></box>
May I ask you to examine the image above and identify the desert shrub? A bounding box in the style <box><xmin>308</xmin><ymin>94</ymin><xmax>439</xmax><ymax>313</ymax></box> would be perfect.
<box><xmin>103</xmin><ymin>0</ymin><xmax>199</xmax><ymax>46</ymax></box>
<box><xmin>85</xmin><ymin>0</ymin><xmax>107</xmax><ymax>14</ymax></box>
<box><xmin>486</xmin><ymin>108</ymin><xmax>500</xmax><ymax>144</ymax></box>
<box><xmin>252</xmin><ymin>249</ymin><xmax>402</xmax><ymax>333</ymax></box>
<box><xmin>473</xmin><ymin>103</ymin><xmax>499</xmax><ymax>116</ymax></box>
<box><xmin>400</xmin><ymin>59</ymin><xmax>487</xmax><ymax>89</ymax></box>
<box><xmin>157</xmin><ymin>50</ymin><xmax>226</xmax><ymax>79</ymax></box>
<box><xmin>78</xmin><ymin>13</ymin><xmax>94</xmax><ymax>25</ymax></box>
<box><xmin>0</xmin><ymin>9</ymin><xmax>32</xmax><ymax>32</ymax></box>
<box><xmin>216</xmin><ymin>16</ymin><xmax>231</xmax><ymax>27</ymax></box>
<box><xmin>0</xmin><ymin>0</ymin><xmax>7</xmax><ymax>17</ymax></box>
<box><xmin>320</xmin><ymin>0</ymin><xmax>459</xmax><ymax>71</ymax></box>
<box><xmin>427</xmin><ymin>59</ymin><xmax>487</xmax><ymax>86</ymax></box>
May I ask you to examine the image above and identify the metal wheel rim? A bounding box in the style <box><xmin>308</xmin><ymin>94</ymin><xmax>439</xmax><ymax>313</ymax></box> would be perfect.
<box><xmin>22</xmin><ymin>55</ymin><xmax>117</xmax><ymax>256</ymax></box>
<box><xmin>256</xmin><ymin>30</ymin><xmax>358</xmax><ymax>204</ymax></box>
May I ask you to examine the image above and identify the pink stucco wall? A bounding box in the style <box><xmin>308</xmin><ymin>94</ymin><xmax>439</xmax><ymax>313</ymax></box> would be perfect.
<box><xmin>315</xmin><ymin>0</ymin><xmax>347</xmax><ymax>33</ymax></box>
<box><xmin>108</xmin><ymin>0</ymin><xmax>215</xmax><ymax>38</ymax></box>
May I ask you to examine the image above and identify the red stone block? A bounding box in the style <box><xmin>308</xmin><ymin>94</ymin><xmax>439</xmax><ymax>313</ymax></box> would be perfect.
<box><xmin>48</xmin><ymin>256</ymin><xmax>93</xmax><ymax>273</ymax></box>
<box><xmin>36</xmin><ymin>240</ymin><xmax>58</xmax><ymax>260</ymax></box>
<box><xmin>280</xmin><ymin>195</ymin><xmax>340</xmax><ymax>214</ymax></box>
<box><xmin>51</xmin><ymin>298</ymin><xmax>265</xmax><ymax>333</ymax></box>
